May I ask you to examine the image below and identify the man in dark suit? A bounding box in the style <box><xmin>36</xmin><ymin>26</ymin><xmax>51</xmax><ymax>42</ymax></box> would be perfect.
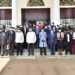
<box><xmin>6</xmin><ymin>27</ymin><xmax>15</xmax><ymax>56</ymax></box>
<box><xmin>48</xmin><ymin>26</ymin><xmax>57</xmax><ymax>55</ymax></box>
<box><xmin>45</xmin><ymin>25</ymin><xmax>51</xmax><ymax>48</ymax></box>
<box><xmin>21</xmin><ymin>25</ymin><xmax>29</xmax><ymax>49</ymax></box>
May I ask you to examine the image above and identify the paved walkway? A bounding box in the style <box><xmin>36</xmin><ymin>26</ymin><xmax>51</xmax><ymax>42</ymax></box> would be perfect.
<box><xmin>0</xmin><ymin>54</ymin><xmax>75</xmax><ymax>74</ymax></box>
<box><xmin>0</xmin><ymin>57</ymin><xmax>10</xmax><ymax>72</ymax></box>
<box><xmin>1</xmin><ymin>58</ymin><xmax>75</xmax><ymax>75</ymax></box>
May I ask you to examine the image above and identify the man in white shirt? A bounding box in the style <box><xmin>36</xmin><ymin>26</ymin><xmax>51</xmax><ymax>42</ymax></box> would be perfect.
<box><xmin>26</xmin><ymin>28</ymin><xmax>36</xmax><ymax>56</ymax></box>
<box><xmin>15</xmin><ymin>27</ymin><xmax>24</xmax><ymax>56</ymax></box>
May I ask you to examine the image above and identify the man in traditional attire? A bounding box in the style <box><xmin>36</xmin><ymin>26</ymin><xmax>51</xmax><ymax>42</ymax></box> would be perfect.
<box><xmin>64</xmin><ymin>29</ymin><xmax>72</xmax><ymax>55</ymax></box>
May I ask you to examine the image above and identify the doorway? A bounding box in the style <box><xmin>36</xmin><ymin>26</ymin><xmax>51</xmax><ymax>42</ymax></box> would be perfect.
<box><xmin>21</xmin><ymin>8</ymin><xmax>50</xmax><ymax>26</ymax></box>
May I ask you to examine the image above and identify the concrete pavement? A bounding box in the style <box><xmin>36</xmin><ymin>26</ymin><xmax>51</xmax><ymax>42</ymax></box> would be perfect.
<box><xmin>0</xmin><ymin>57</ymin><xmax>10</xmax><ymax>72</ymax></box>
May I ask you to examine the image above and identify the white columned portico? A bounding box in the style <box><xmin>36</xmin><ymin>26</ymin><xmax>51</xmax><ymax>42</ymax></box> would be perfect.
<box><xmin>51</xmin><ymin>0</ymin><xmax>60</xmax><ymax>26</ymax></box>
<box><xmin>12</xmin><ymin>0</ymin><xmax>18</xmax><ymax>28</ymax></box>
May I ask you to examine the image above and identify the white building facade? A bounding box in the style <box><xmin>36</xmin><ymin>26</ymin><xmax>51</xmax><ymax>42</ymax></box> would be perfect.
<box><xmin>0</xmin><ymin>0</ymin><xmax>75</xmax><ymax>27</ymax></box>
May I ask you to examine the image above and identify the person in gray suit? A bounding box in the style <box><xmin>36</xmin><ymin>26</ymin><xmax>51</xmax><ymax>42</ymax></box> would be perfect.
<box><xmin>1</xmin><ymin>30</ymin><xmax>7</xmax><ymax>56</ymax></box>
<box><xmin>0</xmin><ymin>28</ymin><xmax>3</xmax><ymax>55</ymax></box>
<box><xmin>6</xmin><ymin>27</ymin><xmax>15</xmax><ymax>56</ymax></box>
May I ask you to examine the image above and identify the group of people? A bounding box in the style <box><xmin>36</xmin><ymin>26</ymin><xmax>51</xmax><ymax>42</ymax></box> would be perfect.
<box><xmin>0</xmin><ymin>24</ymin><xmax>75</xmax><ymax>56</ymax></box>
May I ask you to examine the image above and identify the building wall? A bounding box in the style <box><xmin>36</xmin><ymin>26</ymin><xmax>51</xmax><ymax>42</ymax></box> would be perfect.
<box><xmin>17</xmin><ymin>0</ymin><xmax>53</xmax><ymax>25</ymax></box>
<box><xmin>60</xmin><ymin>8</ymin><xmax>75</xmax><ymax>26</ymax></box>
<box><xmin>1</xmin><ymin>0</ymin><xmax>75</xmax><ymax>26</ymax></box>
<box><xmin>22</xmin><ymin>8</ymin><xmax>50</xmax><ymax>25</ymax></box>
<box><xmin>18</xmin><ymin>0</ymin><xmax>52</xmax><ymax>8</ymax></box>
<box><xmin>0</xmin><ymin>9</ymin><xmax>11</xmax><ymax>25</ymax></box>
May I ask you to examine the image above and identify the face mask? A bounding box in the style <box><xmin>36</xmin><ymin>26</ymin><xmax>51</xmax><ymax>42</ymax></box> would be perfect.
<box><xmin>29</xmin><ymin>29</ymin><xmax>32</xmax><ymax>32</ymax></box>
<box><xmin>36</xmin><ymin>26</ymin><xmax>38</xmax><ymax>28</ymax></box>
<box><xmin>0</xmin><ymin>30</ymin><xmax>2</xmax><ymax>32</ymax></box>
<box><xmin>59</xmin><ymin>30</ymin><xmax>61</xmax><ymax>32</ymax></box>
<box><xmin>41</xmin><ymin>30</ymin><xmax>44</xmax><ymax>32</ymax></box>
<box><xmin>45</xmin><ymin>26</ymin><xmax>47</xmax><ymax>29</ymax></box>
<box><xmin>18</xmin><ymin>30</ymin><xmax>20</xmax><ymax>32</ymax></box>
<box><xmin>10</xmin><ymin>28</ymin><xmax>12</xmax><ymax>31</ymax></box>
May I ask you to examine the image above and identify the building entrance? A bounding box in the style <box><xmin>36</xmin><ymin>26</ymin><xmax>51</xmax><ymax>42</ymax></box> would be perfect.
<box><xmin>21</xmin><ymin>8</ymin><xmax>50</xmax><ymax>26</ymax></box>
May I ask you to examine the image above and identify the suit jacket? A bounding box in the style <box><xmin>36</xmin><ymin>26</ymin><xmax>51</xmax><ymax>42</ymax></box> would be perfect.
<box><xmin>21</xmin><ymin>27</ymin><xmax>29</xmax><ymax>43</ymax></box>
<box><xmin>1</xmin><ymin>32</ymin><xmax>7</xmax><ymax>45</ymax></box>
<box><xmin>45</xmin><ymin>26</ymin><xmax>51</xmax><ymax>39</ymax></box>
<box><xmin>6</xmin><ymin>30</ymin><xmax>15</xmax><ymax>44</ymax></box>
<box><xmin>48</xmin><ymin>30</ymin><xmax>57</xmax><ymax>45</ymax></box>
<box><xmin>21</xmin><ymin>27</ymin><xmax>29</xmax><ymax>36</ymax></box>
<box><xmin>0</xmin><ymin>32</ymin><xmax>6</xmax><ymax>45</ymax></box>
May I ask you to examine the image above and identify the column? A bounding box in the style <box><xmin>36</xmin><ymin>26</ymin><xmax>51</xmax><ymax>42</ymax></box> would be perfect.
<box><xmin>51</xmin><ymin>0</ymin><xmax>60</xmax><ymax>26</ymax></box>
<box><xmin>12</xmin><ymin>0</ymin><xmax>18</xmax><ymax>28</ymax></box>
<box><xmin>17</xmin><ymin>8</ymin><xmax>21</xmax><ymax>25</ymax></box>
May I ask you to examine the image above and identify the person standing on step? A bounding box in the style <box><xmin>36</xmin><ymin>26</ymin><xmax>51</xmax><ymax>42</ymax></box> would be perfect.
<box><xmin>26</xmin><ymin>28</ymin><xmax>36</xmax><ymax>56</ymax></box>
<box><xmin>1</xmin><ymin>29</ymin><xmax>7</xmax><ymax>56</ymax></box>
<box><xmin>6</xmin><ymin>26</ymin><xmax>15</xmax><ymax>56</ymax></box>
<box><xmin>48</xmin><ymin>26</ymin><xmax>57</xmax><ymax>55</ymax></box>
<box><xmin>72</xmin><ymin>28</ymin><xmax>75</xmax><ymax>54</ymax></box>
<box><xmin>39</xmin><ymin>29</ymin><xmax>47</xmax><ymax>56</ymax></box>
<box><xmin>21</xmin><ymin>25</ymin><xmax>29</xmax><ymax>49</ymax></box>
<box><xmin>64</xmin><ymin>28</ymin><xmax>72</xmax><ymax>55</ymax></box>
<box><xmin>57</xmin><ymin>28</ymin><xmax>64</xmax><ymax>55</ymax></box>
<box><xmin>15</xmin><ymin>27</ymin><xmax>24</xmax><ymax>56</ymax></box>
